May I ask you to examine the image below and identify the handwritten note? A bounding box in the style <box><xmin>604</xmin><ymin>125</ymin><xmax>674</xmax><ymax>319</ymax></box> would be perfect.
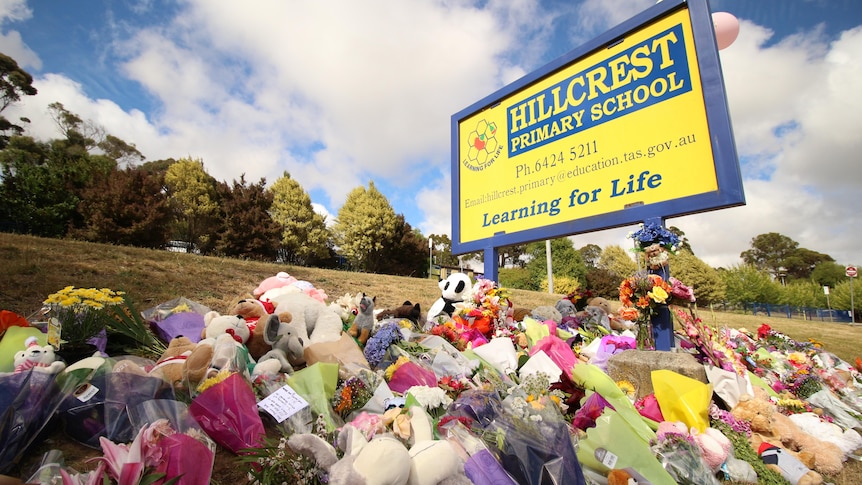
<box><xmin>257</xmin><ymin>385</ymin><xmax>309</xmax><ymax>423</ymax></box>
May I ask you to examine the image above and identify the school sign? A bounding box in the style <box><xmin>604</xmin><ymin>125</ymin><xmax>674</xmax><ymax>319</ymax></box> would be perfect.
<box><xmin>451</xmin><ymin>0</ymin><xmax>744</xmax><ymax>279</ymax></box>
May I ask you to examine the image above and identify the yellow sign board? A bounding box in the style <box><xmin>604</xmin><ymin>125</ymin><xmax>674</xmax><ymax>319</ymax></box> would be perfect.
<box><xmin>456</xmin><ymin>6</ymin><xmax>720</xmax><ymax>246</ymax></box>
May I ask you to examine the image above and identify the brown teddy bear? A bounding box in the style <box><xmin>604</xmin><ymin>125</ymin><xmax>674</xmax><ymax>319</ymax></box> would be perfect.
<box><xmin>149</xmin><ymin>336</ymin><xmax>200</xmax><ymax>391</ymax></box>
<box><xmin>731</xmin><ymin>389</ymin><xmax>844</xmax><ymax>477</ymax></box>
<box><xmin>229</xmin><ymin>297</ymin><xmax>292</xmax><ymax>361</ymax></box>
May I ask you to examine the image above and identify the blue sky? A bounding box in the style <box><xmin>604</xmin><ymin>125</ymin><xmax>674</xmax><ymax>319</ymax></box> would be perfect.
<box><xmin>3</xmin><ymin>0</ymin><xmax>861</xmax><ymax>269</ymax></box>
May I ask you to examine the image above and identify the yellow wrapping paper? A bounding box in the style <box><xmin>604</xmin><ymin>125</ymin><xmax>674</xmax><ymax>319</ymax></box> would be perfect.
<box><xmin>652</xmin><ymin>369</ymin><xmax>711</xmax><ymax>432</ymax></box>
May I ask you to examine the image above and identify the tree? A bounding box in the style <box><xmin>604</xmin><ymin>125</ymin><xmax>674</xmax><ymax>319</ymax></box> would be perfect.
<box><xmin>811</xmin><ymin>262</ymin><xmax>847</xmax><ymax>289</ymax></box>
<box><xmin>0</xmin><ymin>53</ymin><xmax>37</xmax><ymax>148</ymax></box>
<box><xmin>721</xmin><ymin>264</ymin><xmax>781</xmax><ymax>306</ymax></box>
<box><xmin>524</xmin><ymin>238</ymin><xmax>587</xmax><ymax>291</ymax></box>
<box><xmin>668</xmin><ymin>226</ymin><xmax>693</xmax><ymax>254</ymax></box>
<box><xmin>579</xmin><ymin>243</ymin><xmax>602</xmax><ymax>268</ymax></box>
<box><xmin>269</xmin><ymin>172</ymin><xmax>331</xmax><ymax>266</ymax></box>
<box><xmin>598</xmin><ymin>245</ymin><xmax>638</xmax><ymax>280</ymax></box>
<box><xmin>584</xmin><ymin>267</ymin><xmax>620</xmax><ymax>299</ymax></box>
<box><xmin>781</xmin><ymin>247</ymin><xmax>834</xmax><ymax>281</ymax></box>
<box><xmin>164</xmin><ymin>158</ymin><xmax>219</xmax><ymax>252</ymax></box>
<box><xmin>0</xmin><ymin>136</ymin><xmax>75</xmax><ymax>236</ymax></box>
<box><xmin>427</xmin><ymin>233</ymin><xmax>460</xmax><ymax>268</ymax></box>
<box><xmin>213</xmin><ymin>175</ymin><xmax>281</xmax><ymax>261</ymax></box>
<box><xmin>332</xmin><ymin>181</ymin><xmax>398</xmax><ymax>272</ymax></box>
<box><xmin>667</xmin><ymin>250</ymin><xmax>726</xmax><ymax>306</ymax></box>
<box><xmin>741</xmin><ymin>232</ymin><xmax>834</xmax><ymax>281</ymax></box>
<box><xmin>72</xmin><ymin>166</ymin><xmax>171</xmax><ymax>248</ymax></box>
<box><xmin>498</xmin><ymin>243</ymin><xmax>529</xmax><ymax>268</ymax></box>
<box><xmin>378</xmin><ymin>215</ymin><xmax>427</xmax><ymax>276</ymax></box>
<box><xmin>778</xmin><ymin>280</ymin><xmax>826</xmax><ymax>308</ymax></box>
<box><xmin>97</xmin><ymin>134</ymin><xmax>145</xmax><ymax>167</ymax></box>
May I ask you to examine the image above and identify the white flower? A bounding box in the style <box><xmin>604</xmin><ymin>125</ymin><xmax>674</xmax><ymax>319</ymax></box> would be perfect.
<box><xmin>406</xmin><ymin>385</ymin><xmax>453</xmax><ymax>410</ymax></box>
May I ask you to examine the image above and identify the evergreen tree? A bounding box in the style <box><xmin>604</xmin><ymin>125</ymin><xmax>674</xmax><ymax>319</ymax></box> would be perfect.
<box><xmin>721</xmin><ymin>264</ymin><xmax>781</xmax><ymax>306</ymax></box>
<box><xmin>579</xmin><ymin>243</ymin><xmax>602</xmax><ymax>268</ymax></box>
<box><xmin>524</xmin><ymin>238</ymin><xmax>587</xmax><ymax>291</ymax></box>
<box><xmin>164</xmin><ymin>158</ymin><xmax>219</xmax><ymax>252</ymax></box>
<box><xmin>378</xmin><ymin>215</ymin><xmax>427</xmax><ymax>276</ymax></box>
<box><xmin>667</xmin><ymin>250</ymin><xmax>726</xmax><ymax>306</ymax></box>
<box><xmin>269</xmin><ymin>172</ymin><xmax>330</xmax><ymax>265</ymax></box>
<box><xmin>332</xmin><ymin>181</ymin><xmax>398</xmax><ymax>272</ymax></box>
<box><xmin>598</xmin><ymin>245</ymin><xmax>638</xmax><ymax>280</ymax></box>
<box><xmin>72</xmin><ymin>166</ymin><xmax>171</xmax><ymax>248</ymax></box>
<box><xmin>213</xmin><ymin>175</ymin><xmax>281</xmax><ymax>261</ymax></box>
<box><xmin>0</xmin><ymin>53</ymin><xmax>37</xmax><ymax>148</ymax></box>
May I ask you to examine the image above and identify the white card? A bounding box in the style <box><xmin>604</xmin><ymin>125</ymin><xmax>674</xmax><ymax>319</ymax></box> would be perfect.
<box><xmin>257</xmin><ymin>385</ymin><xmax>309</xmax><ymax>423</ymax></box>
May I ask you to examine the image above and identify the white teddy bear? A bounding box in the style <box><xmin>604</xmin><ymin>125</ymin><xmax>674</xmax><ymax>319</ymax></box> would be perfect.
<box><xmin>14</xmin><ymin>336</ymin><xmax>66</xmax><ymax>374</ymax></box>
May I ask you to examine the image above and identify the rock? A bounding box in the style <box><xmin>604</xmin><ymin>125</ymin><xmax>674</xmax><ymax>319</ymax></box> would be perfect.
<box><xmin>607</xmin><ymin>349</ymin><xmax>707</xmax><ymax>399</ymax></box>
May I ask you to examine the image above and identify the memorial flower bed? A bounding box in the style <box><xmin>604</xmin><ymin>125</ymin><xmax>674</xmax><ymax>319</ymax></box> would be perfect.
<box><xmin>2</xmin><ymin>274</ymin><xmax>862</xmax><ymax>485</ymax></box>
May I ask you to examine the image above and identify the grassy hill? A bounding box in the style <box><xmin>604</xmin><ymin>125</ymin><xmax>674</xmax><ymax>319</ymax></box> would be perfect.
<box><xmin>3</xmin><ymin>232</ymin><xmax>861</xmax><ymax>363</ymax></box>
<box><xmin>4</xmin><ymin>232</ymin><xmax>862</xmax><ymax>483</ymax></box>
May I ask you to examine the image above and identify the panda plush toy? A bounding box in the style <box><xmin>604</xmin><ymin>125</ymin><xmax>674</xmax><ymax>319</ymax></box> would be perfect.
<box><xmin>427</xmin><ymin>272</ymin><xmax>473</xmax><ymax>322</ymax></box>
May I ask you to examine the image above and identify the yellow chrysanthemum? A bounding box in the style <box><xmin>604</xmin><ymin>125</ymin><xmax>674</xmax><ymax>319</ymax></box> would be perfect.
<box><xmin>385</xmin><ymin>356</ymin><xmax>410</xmax><ymax>380</ymax></box>
<box><xmin>616</xmin><ymin>380</ymin><xmax>636</xmax><ymax>399</ymax></box>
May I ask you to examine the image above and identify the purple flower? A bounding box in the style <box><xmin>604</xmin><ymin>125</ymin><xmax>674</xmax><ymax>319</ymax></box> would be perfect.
<box><xmin>363</xmin><ymin>322</ymin><xmax>402</xmax><ymax>368</ymax></box>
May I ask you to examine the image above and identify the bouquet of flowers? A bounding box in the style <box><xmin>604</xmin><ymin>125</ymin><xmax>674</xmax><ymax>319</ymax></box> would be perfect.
<box><xmin>628</xmin><ymin>220</ymin><xmax>682</xmax><ymax>252</ymax></box>
<box><xmin>618</xmin><ymin>272</ymin><xmax>672</xmax><ymax>349</ymax></box>
<box><xmin>43</xmin><ymin>286</ymin><xmax>125</xmax><ymax>353</ymax></box>
<box><xmin>673</xmin><ymin>307</ymin><xmax>747</xmax><ymax>376</ymax></box>
<box><xmin>453</xmin><ymin>279</ymin><xmax>512</xmax><ymax>339</ymax></box>
<box><xmin>628</xmin><ymin>221</ymin><xmax>682</xmax><ymax>279</ymax></box>
<box><xmin>565</xmin><ymin>287</ymin><xmax>595</xmax><ymax>312</ymax></box>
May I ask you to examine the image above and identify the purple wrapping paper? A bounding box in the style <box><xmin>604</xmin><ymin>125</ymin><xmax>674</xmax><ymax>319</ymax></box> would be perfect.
<box><xmin>465</xmin><ymin>449</ymin><xmax>518</xmax><ymax>485</ymax></box>
<box><xmin>150</xmin><ymin>312</ymin><xmax>205</xmax><ymax>343</ymax></box>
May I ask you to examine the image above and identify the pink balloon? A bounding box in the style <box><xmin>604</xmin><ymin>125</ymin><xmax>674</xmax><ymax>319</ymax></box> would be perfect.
<box><xmin>712</xmin><ymin>12</ymin><xmax>740</xmax><ymax>50</ymax></box>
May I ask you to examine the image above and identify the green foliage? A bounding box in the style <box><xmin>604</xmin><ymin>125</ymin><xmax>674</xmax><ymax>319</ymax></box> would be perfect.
<box><xmin>525</xmin><ymin>238</ymin><xmax>587</xmax><ymax>290</ymax></box>
<box><xmin>597</xmin><ymin>244</ymin><xmax>638</xmax><ymax>279</ymax></box>
<box><xmin>541</xmin><ymin>275</ymin><xmax>580</xmax><ymax>295</ymax></box>
<box><xmin>269</xmin><ymin>172</ymin><xmax>331</xmax><ymax>265</ymax></box>
<box><xmin>377</xmin><ymin>214</ymin><xmax>427</xmax><ymax>277</ymax></box>
<box><xmin>0</xmin><ymin>53</ymin><xmax>37</xmax><ymax>148</ymax></box>
<box><xmin>721</xmin><ymin>264</ymin><xmax>781</xmax><ymax>305</ymax></box>
<box><xmin>213</xmin><ymin>175</ymin><xmax>281</xmax><ymax>261</ymax></box>
<box><xmin>428</xmin><ymin>233</ymin><xmax>461</xmax><ymax>267</ymax></box>
<box><xmin>497</xmin><ymin>243</ymin><xmax>528</xmax><ymax>268</ymax></box>
<box><xmin>164</xmin><ymin>157</ymin><xmax>219</xmax><ymax>251</ymax></box>
<box><xmin>777</xmin><ymin>280</ymin><xmax>826</xmax><ymax>307</ymax></box>
<box><xmin>584</xmin><ymin>267</ymin><xmax>621</xmax><ymax>300</ymax></box>
<box><xmin>332</xmin><ymin>181</ymin><xmax>398</xmax><ymax>272</ymax></box>
<box><xmin>498</xmin><ymin>267</ymin><xmax>533</xmax><ymax>290</ymax></box>
<box><xmin>578</xmin><ymin>243</ymin><xmax>602</xmax><ymax>268</ymax></box>
<box><xmin>811</xmin><ymin>261</ymin><xmax>847</xmax><ymax>288</ymax></box>
<box><xmin>740</xmin><ymin>232</ymin><xmax>834</xmax><ymax>281</ymax></box>
<box><xmin>667</xmin><ymin>250</ymin><xmax>726</xmax><ymax>305</ymax></box>
<box><xmin>829</xmin><ymin>279</ymin><xmax>862</xmax><ymax>312</ymax></box>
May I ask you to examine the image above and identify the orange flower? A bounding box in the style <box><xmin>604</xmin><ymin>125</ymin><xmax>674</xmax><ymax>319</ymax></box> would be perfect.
<box><xmin>619</xmin><ymin>307</ymin><xmax>639</xmax><ymax>321</ymax></box>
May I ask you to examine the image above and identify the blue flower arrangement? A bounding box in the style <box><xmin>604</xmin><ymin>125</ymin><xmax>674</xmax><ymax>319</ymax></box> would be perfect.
<box><xmin>628</xmin><ymin>220</ymin><xmax>682</xmax><ymax>252</ymax></box>
<box><xmin>363</xmin><ymin>321</ymin><xmax>403</xmax><ymax>368</ymax></box>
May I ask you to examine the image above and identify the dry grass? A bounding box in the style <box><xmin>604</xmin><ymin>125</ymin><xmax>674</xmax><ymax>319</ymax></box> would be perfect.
<box><xmin>2</xmin><ymin>232</ymin><xmax>862</xmax><ymax>483</ymax></box>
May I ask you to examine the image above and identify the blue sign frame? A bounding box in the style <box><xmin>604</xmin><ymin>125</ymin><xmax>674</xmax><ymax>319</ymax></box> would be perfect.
<box><xmin>450</xmin><ymin>0</ymin><xmax>743</xmax><ymax>281</ymax></box>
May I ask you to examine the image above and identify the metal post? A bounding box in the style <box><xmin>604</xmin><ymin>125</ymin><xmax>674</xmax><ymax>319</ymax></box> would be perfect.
<box><xmin>546</xmin><ymin>239</ymin><xmax>554</xmax><ymax>294</ymax></box>
<box><xmin>851</xmin><ymin>276</ymin><xmax>856</xmax><ymax>325</ymax></box>
<box><xmin>430</xmin><ymin>239</ymin><xmax>434</xmax><ymax>275</ymax></box>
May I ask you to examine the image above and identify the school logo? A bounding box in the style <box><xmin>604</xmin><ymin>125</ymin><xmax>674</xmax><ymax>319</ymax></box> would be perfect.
<box><xmin>462</xmin><ymin>119</ymin><xmax>501</xmax><ymax>172</ymax></box>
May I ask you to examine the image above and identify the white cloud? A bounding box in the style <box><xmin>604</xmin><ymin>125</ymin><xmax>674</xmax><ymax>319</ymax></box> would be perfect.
<box><xmin>0</xmin><ymin>0</ymin><xmax>39</xmax><ymax>70</ymax></box>
<box><xmin>4</xmin><ymin>1</ymin><xmax>861</xmax><ymax>270</ymax></box>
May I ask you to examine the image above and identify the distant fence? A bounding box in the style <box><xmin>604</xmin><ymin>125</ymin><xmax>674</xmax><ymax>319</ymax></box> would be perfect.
<box><xmin>711</xmin><ymin>302</ymin><xmax>854</xmax><ymax>323</ymax></box>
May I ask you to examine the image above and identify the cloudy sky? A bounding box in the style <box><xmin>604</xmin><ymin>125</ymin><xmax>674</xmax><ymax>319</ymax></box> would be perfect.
<box><xmin>2</xmin><ymin>0</ymin><xmax>860</xmax><ymax>269</ymax></box>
